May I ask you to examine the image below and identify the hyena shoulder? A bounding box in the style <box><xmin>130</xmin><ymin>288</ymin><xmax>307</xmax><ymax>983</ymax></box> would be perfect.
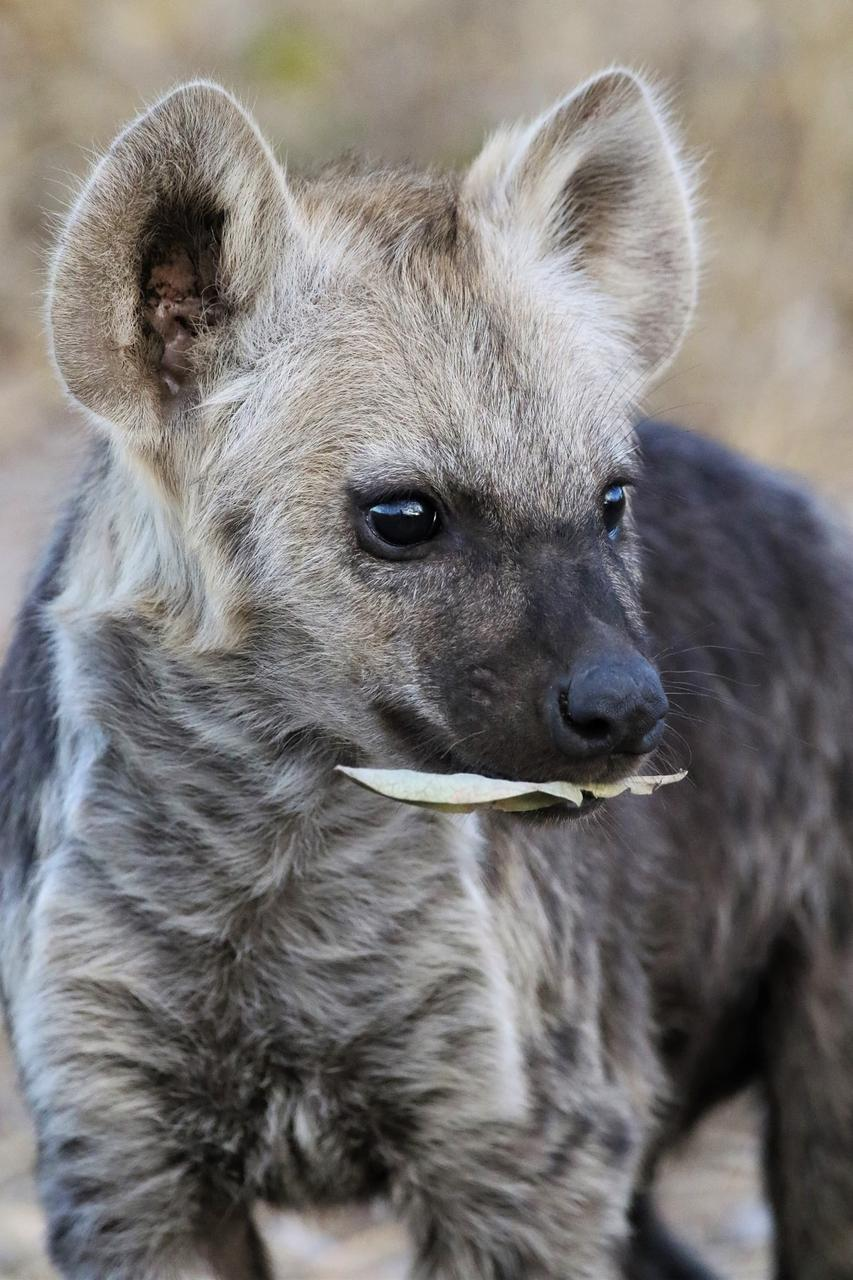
<box><xmin>637</xmin><ymin>418</ymin><xmax>853</xmax><ymax>651</ymax></box>
<box><xmin>0</xmin><ymin>499</ymin><xmax>79</xmax><ymax>911</ymax></box>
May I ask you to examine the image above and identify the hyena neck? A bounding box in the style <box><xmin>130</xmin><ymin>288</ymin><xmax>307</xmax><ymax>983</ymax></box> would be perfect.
<box><xmin>47</xmin><ymin>459</ymin><xmax>466</xmax><ymax>930</ymax></box>
<box><xmin>52</xmin><ymin>608</ymin><xmax>460</xmax><ymax>929</ymax></box>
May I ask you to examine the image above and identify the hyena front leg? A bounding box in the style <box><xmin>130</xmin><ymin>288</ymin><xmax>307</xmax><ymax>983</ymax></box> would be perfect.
<box><xmin>28</xmin><ymin>1045</ymin><xmax>270</xmax><ymax>1280</ymax></box>
<box><xmin>31</xmin><ymin>1088</ymin><xmax>269</xmax><ymax>1280</ymax></box>
<box><xmin>395</xmin><ymin>1101</ymin><xmax>638</xmax><ymax>1279</ymax></box>
<box><xmin>763</xmin><ymin>922</ymin><xmax>853</xmax><ymax>1279</ymax></box>
<box><xmin>14</xmin><ymin>894</ymin><xmax>267</xmax><ymax>1280</ymax></box>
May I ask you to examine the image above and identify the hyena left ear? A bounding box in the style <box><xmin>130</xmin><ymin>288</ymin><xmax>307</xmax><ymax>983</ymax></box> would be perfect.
<box><xmin>464</xmin><ymin>69</ymin><xmax>698</xmax><ymax>378</ymax></box>
<box><xmin>49</xmin><ymin>81</ymin><xmax>291</xmax><ymax>451</ymax></box>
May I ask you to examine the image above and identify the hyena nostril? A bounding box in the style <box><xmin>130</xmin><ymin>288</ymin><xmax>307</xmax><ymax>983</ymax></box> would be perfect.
<box><xmin>551</xmin><ymin>657</ymin><xmax>667</xmax><ymax>759</ymax></box>
<box><xmin>558</xmin><ymin>689</ymin><xmax>611</xmax><ymax>741</ymax></box>
<box><xmin>571</xmin><ymin>714</ymin><xmax>611</xmax><ymax>742</ymax></box>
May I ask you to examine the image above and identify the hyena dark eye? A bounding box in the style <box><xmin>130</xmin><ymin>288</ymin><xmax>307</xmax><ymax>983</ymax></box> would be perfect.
<box><xmin>602</xmin><ymin>484</ymin><xmax>627</xmax><ymax>539</ymax></box>
<box><xmin>365</xmin><ymin>495</ymin><xmax>440</xmax><ymax>550</ymax></box>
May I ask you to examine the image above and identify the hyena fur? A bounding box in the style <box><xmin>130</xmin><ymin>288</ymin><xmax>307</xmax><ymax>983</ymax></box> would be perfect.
<box><xmin>2</xmin><ymin>69</ymin><xmax>852</xmax><ymax>1280</ymax></box>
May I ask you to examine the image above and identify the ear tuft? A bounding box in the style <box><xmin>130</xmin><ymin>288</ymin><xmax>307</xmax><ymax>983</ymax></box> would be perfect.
<box><xmin>465</xmin><ymin>69</ymin><xmax>699</xmax><ymax>378</ymax></box>
<box><xmin>49</xmin><ymin>82</ymin><xmax>289</xmax><ymax>447</ymax></box>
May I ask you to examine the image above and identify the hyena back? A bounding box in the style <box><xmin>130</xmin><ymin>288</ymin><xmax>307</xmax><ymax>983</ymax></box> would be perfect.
<box><xmin>2</xmin><ymin>70</ymin><xmax>853</xmax><ymax>1280</ymax></box>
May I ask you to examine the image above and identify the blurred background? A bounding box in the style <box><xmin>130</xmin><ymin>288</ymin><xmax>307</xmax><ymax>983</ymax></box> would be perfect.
<box><xmin>1</xmin><ymin>0</ymin><xmax>851</xmax><ymax>1274</ymax></box>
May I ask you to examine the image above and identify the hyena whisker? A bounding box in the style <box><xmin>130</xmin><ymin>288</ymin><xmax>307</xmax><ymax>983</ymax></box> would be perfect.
<box><xmin>644</xmin><ymin>398</ymin><xmax>715</xmax><ymax>421</ymax></box>
<box><xmin>651</xmin><ymin>641</ymin><xmax>764</xmax><ymax>662</ymax></box>
<box><xmin>662</xmin><ymin>687</ymin><xmax>734</xmax><ymax>708</ymax></box>
<box><xmin>657</xmin><ymin>668</ymin><xmax>761</xmax><ymax>689</ymax></box>
<box><xmin>659</xmin><ymin>682</ymin><xmax>738</xmax><ymax>704</ymax></box>
<box><xmin>660</xmin><ymin>702</ymin><xmax>706</xmax><ymax>730</ymax></box>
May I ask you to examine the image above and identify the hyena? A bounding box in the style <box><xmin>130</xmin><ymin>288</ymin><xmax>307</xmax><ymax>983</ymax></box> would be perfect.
<box><xmin>1</xmin><ymin>67</ymin><xmax>852</xmax><ymax>1280</ymax></box>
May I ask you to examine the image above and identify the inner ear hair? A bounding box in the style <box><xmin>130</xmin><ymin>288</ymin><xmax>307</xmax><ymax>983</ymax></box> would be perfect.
<box><xmin>140</xmin><ymin>204</ymin><xmax>226</xmax><ymax>396</ymax></box>
<box><xmin>555</xmin><ymin>152</ymin><xmax>639</xmax><ymax>260</ymax></box>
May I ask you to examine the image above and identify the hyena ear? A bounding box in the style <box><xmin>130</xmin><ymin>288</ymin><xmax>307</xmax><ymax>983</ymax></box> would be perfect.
<box><xmin>49</xmin><ymin>81</ymin><xmax>290</xmax><ymax>448</ymax></box>
<box><xmin>464</xmin><ymin>69</ymin><xmax>698</xmax><ymax>377</ymax></box>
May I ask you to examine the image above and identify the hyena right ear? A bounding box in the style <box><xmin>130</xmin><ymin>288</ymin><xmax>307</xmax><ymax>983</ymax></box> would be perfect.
<box><xmin>464</xmin><ymin>69</ymin><xmax>698</xmax><ymax>378</ymax></box>
<box><xmin>49</xmin><ymin>82</ymin><xmax>291</xmax><ymax>451</ymax></box>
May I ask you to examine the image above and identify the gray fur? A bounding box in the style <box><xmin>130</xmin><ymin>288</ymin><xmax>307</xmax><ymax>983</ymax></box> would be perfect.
<box><xmin>1</xmin><ymin>71</ymin><xmax>851</xmax><ymax>1280</ymax></box>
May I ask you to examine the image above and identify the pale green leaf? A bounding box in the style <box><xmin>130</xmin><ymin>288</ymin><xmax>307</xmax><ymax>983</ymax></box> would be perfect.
<box><xmin>336</xmin><ymin>766</ymin><xmax>686</xmax><ymax>813</ymax></box>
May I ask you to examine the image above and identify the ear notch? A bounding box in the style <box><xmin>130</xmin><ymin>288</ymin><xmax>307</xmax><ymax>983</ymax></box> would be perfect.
<box><xmin>49</xmin><ymin>81</ymin><xmax>289</xmax><ymax>448</ymax></box>
<box><xmin>466</xmin><ymin>69</ymin><xmax>699</xmax><ymax>378</ymax></box>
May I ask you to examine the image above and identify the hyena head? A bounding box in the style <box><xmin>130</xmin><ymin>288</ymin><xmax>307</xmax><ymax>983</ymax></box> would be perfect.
<box><xmin>49</xmin><ymin>71</ymin><xmax>696</xmax><ymax>789</ymax></box>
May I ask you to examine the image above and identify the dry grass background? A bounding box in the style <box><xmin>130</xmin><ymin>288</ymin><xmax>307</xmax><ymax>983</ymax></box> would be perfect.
<box><xmin>0</xmin><ymin>0</ymin><xmax>851</xmax><ymax>1274</ymax></box>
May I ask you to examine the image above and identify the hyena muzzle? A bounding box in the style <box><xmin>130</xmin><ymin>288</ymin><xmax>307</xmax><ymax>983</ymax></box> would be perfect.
<box><xmin>2</xmin><ymin>69</ymin><xmax>853</xmax><ymax>1280</ymax></box>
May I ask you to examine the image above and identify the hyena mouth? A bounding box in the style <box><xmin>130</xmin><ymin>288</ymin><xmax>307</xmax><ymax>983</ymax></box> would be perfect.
<box><xmin>512</xmin><ymin>793</ymin><xmax>607</xmax><ymax>826</ymax></box>
<box><xmin>336</xmin><ymin>766</ymin><xmax>686</xmax><ymax>816</ymax></box>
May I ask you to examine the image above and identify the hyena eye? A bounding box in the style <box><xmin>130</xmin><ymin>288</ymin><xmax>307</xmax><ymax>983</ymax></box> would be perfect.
<box><xmin>365</xmin><ymin>495</ymin><xmax>441</xmax><ymax>550</ymax></box>
<box><xmin>602</xmin><ymin>484</ymin><xmax>627</xmax><ymax>539</ymax></box>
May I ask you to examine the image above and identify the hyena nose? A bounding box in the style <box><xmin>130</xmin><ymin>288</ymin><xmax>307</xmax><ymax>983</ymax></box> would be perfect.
<box><xmin>550</xmin><ymin>655</ymin><xmax>668</xmax><ymax>759</ymax></box>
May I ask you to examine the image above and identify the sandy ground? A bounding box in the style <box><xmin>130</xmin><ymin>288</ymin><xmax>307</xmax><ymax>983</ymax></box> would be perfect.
<box><xmin>0</xmin><ymin>411</ymin><xmax>773</xmax><ymax>1279</ymax></box>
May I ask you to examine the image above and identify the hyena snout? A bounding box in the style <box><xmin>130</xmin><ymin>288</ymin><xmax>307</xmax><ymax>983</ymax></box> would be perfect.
<box><xmin>548</xmin><ymin>651</ymin><xmax>668</xmax><ymax>762</ymax></box>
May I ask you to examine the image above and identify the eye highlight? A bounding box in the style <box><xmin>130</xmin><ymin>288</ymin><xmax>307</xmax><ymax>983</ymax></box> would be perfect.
<box><xmin>602</xmin><ymin>484</ymin><xmax>628</xmax><ymax>539</ymax></box>
<box><xmin>365</xmin><ymin>494</ymin><xmax>441</xmax><ymax>551</ymax></box>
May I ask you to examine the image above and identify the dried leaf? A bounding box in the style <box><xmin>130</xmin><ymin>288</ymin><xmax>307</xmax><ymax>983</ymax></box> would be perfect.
<box><xmin>336</xmin><ymin>767</ymin><xmax>686</xmax><ymax>813</ymax></box>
